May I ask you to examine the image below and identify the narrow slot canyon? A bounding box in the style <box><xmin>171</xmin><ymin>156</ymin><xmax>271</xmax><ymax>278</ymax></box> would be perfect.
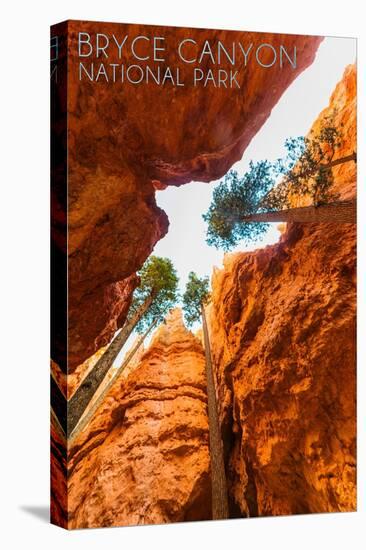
<box><xmin>58</xmin><ymin>219</ymin><xmax>355</xmax><ymax>528</ymax></box>
<box><xmin>50</xmin><ymin>22</ymin><xmax>356</xmax><ymax>529</ymax></box>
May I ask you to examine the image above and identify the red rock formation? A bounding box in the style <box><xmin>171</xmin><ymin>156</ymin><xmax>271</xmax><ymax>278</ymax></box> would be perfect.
<box><xmin>207</xmin><ymin>221</ymin><xmax>356</xmax><ymax>516</ymax></box>
<box><xmin>206</xmin><ymin>67</ymin><xmax>356</xmax><ymax>516</ymax></box>
<box><xmin>290</xmin><ymin>64</ymin><xmax>356</xmax><ymax>206</ymax></box>
<box><xmin>63</xmin><ymin>21</ymin><xmax>322</xmax><ymax>369</ymax></box>
<box><xmin>67</xmin><ymin>309</ymin><xmax>211</xmax><ymax>528</ymax></box>
<box><xmin>317</xmin><ymin>64</ymin><xmax>356</xmax><ymax>200</ymax></box>
<box><xmin>68</xmin><ymin>273</ymin><xmax>140</xmax><ymax>372</ymax></box>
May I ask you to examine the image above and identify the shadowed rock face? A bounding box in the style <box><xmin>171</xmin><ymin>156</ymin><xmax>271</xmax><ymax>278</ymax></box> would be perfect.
<box><xmin>67</xmin><ymin>310</ymin><xmax>211</xmax><ymax>528</ymax></box>
<box><xmin>207</xmin><ymin>221</ymin><xmax>356</xmax><ymax>516</ymax></box>
<box><xmin>61</xmin><ymin>20</ymin><xmax>323</xmax><ymax>370</ymax></box>
<box><xmin>65</xmin><ymin>218</ymin><xmax>356</xmax><ymax>526</ymax></box>
<box><xmin>51</xmin><ymin>58</ymin><xmax>356</xmax><ymax>526</ymax></box>
<box><xmin>64</xmin><ymin>220</ymin><xmax>356</xmax><ymax>525</ymax></box>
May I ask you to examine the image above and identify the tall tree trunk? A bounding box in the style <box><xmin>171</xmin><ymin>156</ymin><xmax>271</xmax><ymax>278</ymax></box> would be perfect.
<box><xmin>67</xmin><ymin>294</ymin><xmax>154</xmax><ymax>436</ymax></box>
<box><xmin>69</xmin><ymin>318</ymin><xmax>158</xmax><ymax>443</ymax></box>
<box><xmin>242</xmin><ymin>199</ymin><xmax>356</xmax><ymax>224</ymax></box>
<box><xmin>291</xmin><ymin>152</ymin><xmax>357</xmax><ymax>181</ymax></box>
<box><xmin>201</xmin><ymin>304</ymin><xmax>229</xmax><ymax>520</ymax></box>
<box><xmin>326</xmin><ymin>151</ymin><xmax>357</xmax><ymax>169</ymax></box>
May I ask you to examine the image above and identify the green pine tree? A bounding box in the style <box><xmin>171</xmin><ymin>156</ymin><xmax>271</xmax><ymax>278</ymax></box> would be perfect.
<box><xmin>67</xmin><ymin>256</ymin><xmax>179</xmax><ymax>436</ymax></box>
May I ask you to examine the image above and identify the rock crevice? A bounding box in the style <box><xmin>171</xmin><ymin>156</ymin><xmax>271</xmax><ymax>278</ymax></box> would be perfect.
<box><xmin>62</xmin><ymin>21</ymin><xmax>322</xmax><ymax>370</ymax></box>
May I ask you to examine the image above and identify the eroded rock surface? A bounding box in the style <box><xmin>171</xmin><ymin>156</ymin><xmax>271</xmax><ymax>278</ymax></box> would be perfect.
<box><xmin>63</xmin><ymin>21</ymin><xmax>322</xmax><ymax>369</ymax></box>
<box><xmin>290</xmin><ymin>63</ymin><xmax>356</xmax><ymax>206</ymax></box>
<box><xmin>53</xmin><ymin>42</ymin><xmax>356</xmax><ymax>525</ymax></box>
<box><xmin>317</xmin><ymin>64</ymin><xmax>356</xmax><ymax>200</ymax></box>
<box><xmin>68</xmin><ymin>309</ymin><xmax>211</xmax><ymax>528</ymax></box>
<box><xmin>208</xmin><ymin>222</ymin><xmax>356</xmax><ymax>516</ymax></box>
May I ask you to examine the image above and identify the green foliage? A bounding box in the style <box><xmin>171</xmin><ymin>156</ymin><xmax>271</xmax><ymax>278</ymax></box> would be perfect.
<box><xmin>202</xmin><ymin>163</ymin><xmax>272</xmax><ymax>250</ymax></box>
<box><xmin>130</xmin><ymin>255</ymin><xmax>179</xmax><ymax>332</ymax></box>
<box><xmin>182</xmin><ymin>272</ymin><xmax>210</xmax><ymax>326</ymax></box>
<box><xmin>267</xmin><ymin>113</ymin><xmax>342</xmax><ymax>209</ymax></box>
<box><xmin>203</xmin><ymin>114</ymin><xmax>342</xmax><ymax>250</ymax></box>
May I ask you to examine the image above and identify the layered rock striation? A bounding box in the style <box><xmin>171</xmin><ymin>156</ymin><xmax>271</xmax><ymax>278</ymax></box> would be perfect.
<box><xmin>67</xmin><ymin>309</ymin><xmax>211</xmax><ymax>528</ymax></box>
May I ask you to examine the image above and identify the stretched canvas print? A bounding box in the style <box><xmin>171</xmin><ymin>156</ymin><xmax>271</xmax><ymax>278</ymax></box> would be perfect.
<box><xmin>50</xmin><ymin>20</ymin><xmax>357</xmax><ymax>529</ymax></box>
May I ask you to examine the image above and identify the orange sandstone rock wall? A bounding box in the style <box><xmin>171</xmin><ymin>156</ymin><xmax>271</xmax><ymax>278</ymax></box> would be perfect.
<box><xmin>313</xmin><ymin>64</ymin><xmax>356</xmax><ymax>201</ymax></box>
<box><xmin>320</xmin><ymin>64</ymin><xmax>356</xmax><ymax>200</ymax></box>
<box><xmin>61</xmin><ymin>21</ymin><xmax>322</xmax><ymax>369</ymax></box>
<box><xmin>208</xmin><ymin>222</ymin><xmax>356</xmax><ymax>516</ymax></box>
<box><xmin>290</xmin><ymin>64</ymin><xmax>356</xmax><ymax>206</ymax></box>
<box><xmin>67</xmin><ymin>309</ymin><xmax>211</xmax><ymax>528</ymax></box>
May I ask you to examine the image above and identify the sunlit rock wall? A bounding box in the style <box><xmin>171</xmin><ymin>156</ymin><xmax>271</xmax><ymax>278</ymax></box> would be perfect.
<box><xmin>67</xmin><ymin>309</ymin><xmax>211</xmax><ymax>528</ymax></box>
<box><xmin>208</xmin><ymin>222</ymin><xmax>356</xmax><ymax>516</ymax></box>
<box><xmin>62</xmin><ymin>21</ymin><xmax>322</xmax><ymax>369</ymax></box>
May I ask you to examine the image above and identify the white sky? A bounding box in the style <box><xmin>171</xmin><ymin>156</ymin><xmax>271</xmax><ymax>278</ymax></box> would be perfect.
<box><xmin>153</xmin><ymin>37</ymin><xmax>356</xmax><ymax>295</ymax></box>
<box><xmin>114</xmin><ymin>36</ymin><xmax>356</xmax><ymax>366</ymax></box>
